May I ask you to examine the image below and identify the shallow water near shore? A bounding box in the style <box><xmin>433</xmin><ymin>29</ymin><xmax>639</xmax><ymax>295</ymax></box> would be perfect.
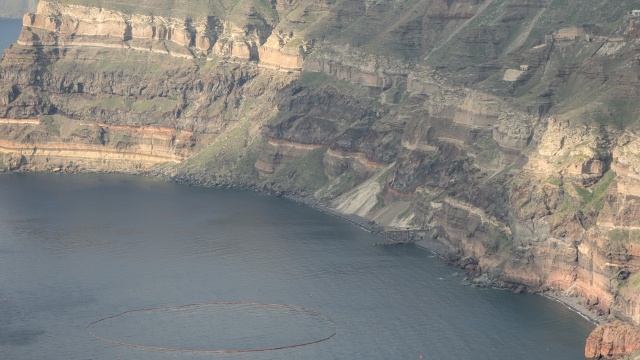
<box><xmin>0</xmin><ymin>173</ymin><xmax>594</xmax><ymax>359</ymax></box>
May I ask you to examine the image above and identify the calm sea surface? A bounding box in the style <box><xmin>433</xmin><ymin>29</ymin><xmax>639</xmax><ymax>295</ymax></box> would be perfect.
<box><xmin>0</xmin><ymin>174</ymin><xmax>594</xmax><ymax>360</ymax></box>
<box><xmin>0</xmin><ymin>18</ymin><xmax>22</xmax><ymax>54</ymax></box>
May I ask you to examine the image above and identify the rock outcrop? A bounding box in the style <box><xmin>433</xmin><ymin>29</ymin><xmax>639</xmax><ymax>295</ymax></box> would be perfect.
<box><xmin>16</xmin><ymin>1</ymin><xmax>306</xmax><ymax>66</ymax></box>
<box><xmin>0</xmin><ymin>117</ymin><xmax>193</xmax><ymax>172</ymax></box>
<box><xmin>585</xmin><ymin>321</ymin><xmax>640</xmax><ymax>359</ymax></box>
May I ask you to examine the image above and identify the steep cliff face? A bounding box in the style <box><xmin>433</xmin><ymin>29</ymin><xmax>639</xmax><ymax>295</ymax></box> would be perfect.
<box><xmin>585</xmin><ymin>321</ymin><xmax>640</xmax><ymax>360</ymax></box>
<box><xmin>0</xmin><ymin>117</ymin><xmax>194</xmax><ymax>172</ymax></box>
<box><xmin>3</xmin><ymin>0</ymin><xmax>640</xmax><ymax>357</ymax></box>
<box><xmin>16</xmin><ymin>0</ymin><xmax>304</xmax><ymax>67</ymax></box>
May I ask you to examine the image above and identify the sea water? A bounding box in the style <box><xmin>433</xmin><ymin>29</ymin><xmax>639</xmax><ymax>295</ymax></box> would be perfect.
<box><xmin>0</xmin><ymin>173</ymin><xmax>595</xmax><ymax>360</ymax></box>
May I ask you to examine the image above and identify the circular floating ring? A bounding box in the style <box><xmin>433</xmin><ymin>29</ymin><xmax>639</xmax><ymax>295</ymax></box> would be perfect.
<box><xmin>85</xmin><ymin>302</ymin><xmax>336</xmax><ymax>353</ymax></box>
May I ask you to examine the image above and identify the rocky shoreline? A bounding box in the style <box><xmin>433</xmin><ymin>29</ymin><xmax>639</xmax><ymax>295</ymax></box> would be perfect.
<box><xmin>2</xmin><ymin>167</ymin><xmax>613</xmax><ymax>331</ymax></box>
<box><xmin>543</xmin><ymin>292</ymin><xmax>608</xmax><ymax>325</ymax></box>
<box><xmin>281</xmin><ymin>186</ymin><xmax>614</xmax><ymax>331</ymax></box>
<box><xmin>7</xmin><ymin>166</ymin><xmax>614</xmax><ymax>328</ymax></box>
<box><xmin>269</xmin><ymin>191</ymin><xmax>613</xmax><ymax>328</ymax></box>
<box><xmin>278</xmin><ymin>189</ymin><xmax>608</xmax><ymax>325</ymax></box>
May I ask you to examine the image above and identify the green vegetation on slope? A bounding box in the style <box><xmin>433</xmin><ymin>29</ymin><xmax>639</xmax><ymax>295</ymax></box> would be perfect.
<box><xmin>594</xmin><ymin>99</ymin><xmax>640</xmax><ymax>130</ymax></box>
<box><xmin>54</xmin><ymin>0</ymin><xmax>276</xmax><ymax>21</ymax></box>
<box><xmin>179</xmin><ymin>119</ymin><xmax>261</xmax><ymax>182</ymax></box>
<box><xmin>54</xmin><ymin>0</ymin><xmax>224</xmax><ymax>17</ymax></box>
<box><xmin>608</xmin><ymin>229</ymin><xmax>640</xmax><ymax>244</ymax></box>
<box><xmin>522</xmin><ymin>0</ymin><xmax>640</xmax><ymax>48</ymax></box>
<box><xmin>620</xmin><ymin>272</ymin><xmax>640</xmax><ymax>299</ymax></box>
<box><xmin>567</xmin><ymin>170</ymin><xmax>616</xmax><ymax>229</ymax></box>
<box><xmin>483</xmin><ymin>226</ymin><xmax>512</xmax><ymax>255</ymax></box>
<box><xmin>269</xmin><ymin>147</ymin><xmax>329</xmax><ymax>193</ymax></box>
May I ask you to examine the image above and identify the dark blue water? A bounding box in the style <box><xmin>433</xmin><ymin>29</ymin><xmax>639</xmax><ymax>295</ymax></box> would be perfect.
<box><xmin>0</xmin><ymin>18</ymin><xmax>22</xmax><ymax>54</ymax></box>
<box><xmin>0</xmin><ymin>174</ymin><xmax>594</xmax><ymax>359</ymax></box>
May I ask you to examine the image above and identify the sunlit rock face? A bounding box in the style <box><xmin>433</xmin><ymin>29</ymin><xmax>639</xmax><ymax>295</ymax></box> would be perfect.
<box><xmin>585</xmin><ymin>321</ymin><xmax>640</xmax><ymax>360</ymax></box>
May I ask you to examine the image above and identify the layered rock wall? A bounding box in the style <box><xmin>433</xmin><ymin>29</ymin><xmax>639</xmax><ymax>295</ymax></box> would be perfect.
<box><xmin>17</xmin><ymin>0</ymin><xmax>304</xmax><ymax>67</ymax></box>
<box><xmin>0</xmin><ymin>118</ymin><xmax>193</xmax><ymax>172</ymax></box>
<box><xmin>20</xmin><ymin>1</ymin><xmax>200</xmax><ymax>48</ymax></box>
<box><xmin>585</xmin><ymin>321</ymin><xmax>640</xmax><ymax>359</ymax></box>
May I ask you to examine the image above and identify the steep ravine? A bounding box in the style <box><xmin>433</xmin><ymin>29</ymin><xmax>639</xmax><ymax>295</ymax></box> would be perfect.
<box><xmin>2</xmin><ymin>1</ymin><xmax>640</xmax><ymax>358</ymax></box>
